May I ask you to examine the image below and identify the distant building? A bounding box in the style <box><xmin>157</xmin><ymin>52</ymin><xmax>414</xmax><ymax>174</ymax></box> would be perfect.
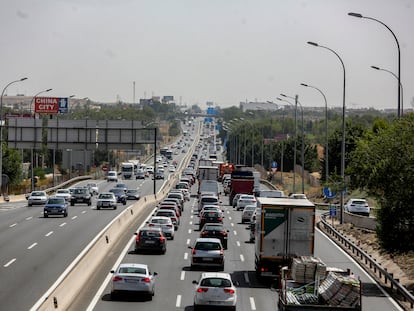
<box><xmin>239</xmin><ymin>101</ymin><xmax>280</xmax><ymax>112</ymax></box>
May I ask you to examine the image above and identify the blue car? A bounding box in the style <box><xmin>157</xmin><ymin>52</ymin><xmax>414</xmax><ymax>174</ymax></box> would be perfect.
<box><xmin>44</xmin><ymin>196</ymin><xmax>68</xmax><ymax>218</ymax></box>
<box><xmin>109</xmin><ymin>188</ymin><xmax>127</xmax><ymax>205</ymax></box>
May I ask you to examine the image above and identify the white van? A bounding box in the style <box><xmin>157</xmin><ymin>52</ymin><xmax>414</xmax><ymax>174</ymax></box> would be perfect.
<box><xmin>106</xmin><ymin>171</ymin><xmax>118</xmax><ymax>182</ymax></box>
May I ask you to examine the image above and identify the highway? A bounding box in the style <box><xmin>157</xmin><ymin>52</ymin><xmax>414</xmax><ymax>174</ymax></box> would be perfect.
<box><xmin>0</xmin><ymin>121</ymin><xmax>403</xmax><ymax>311</ymax></box>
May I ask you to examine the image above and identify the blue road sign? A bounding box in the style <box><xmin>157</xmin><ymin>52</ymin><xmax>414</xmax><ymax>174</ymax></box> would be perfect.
<box><xmin>271</xmin><ymin>161</ymin><xmax>278</xmax><ymax>168</ymax></box>
<box><xmin>329</xmin><ymin>205</ymin><xmax>337</xmax><ymax>217</ymax></box>
<box><xmin>58</xmin><ymin>98</ymin><xmax>69</xmax><ymax>113</ymax></box>
<box><xmin>323</xmin><ymin>187</ymin><xmax>336</xmax><ymax>199</ymax></box>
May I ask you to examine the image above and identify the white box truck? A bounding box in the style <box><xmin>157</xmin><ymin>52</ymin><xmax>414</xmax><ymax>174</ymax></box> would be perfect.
<box><xmin>121</xmin><ymin>162</ymin><xmax>134</xmax><ymax>179</ymax></box>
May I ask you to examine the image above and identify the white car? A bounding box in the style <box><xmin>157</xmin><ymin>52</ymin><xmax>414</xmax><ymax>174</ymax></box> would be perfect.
<box><xmin>148</xmin><ymin>216</ymin><xmax>175</xmax><ymax>239</ymax></box>
<box><xmin>96</xmin><ymin>192</ymin><xmax>117</xmax><ymax>210</ymax></box>
<box><xmin>289</xmin><ymin>193</ymin><xmax>307</xmax><ymax>199</ymax></box>
<box><xmin>86</xmin><ymin>182</ymin><xmax>99</xmax><ymax>195</ymax></box>
<box><xmin>106</xmin><ymin>171</ymin><xmax>118</xmax><ymax>182</ymax></box>
<box><xmin>55</xmin><ymin>189</ymin><xmax>72</xmax><ymax>201</ymax></box>
<box><xmin>236</xmin><ymin>195</ymin><xmax>256</xmax><ymax>211</ymax></box>
<box><xmin>241</xmin><ymin>204</ymin><xmax>257</xmax><ymax>223</ymax></box>
<box><xmin>168</xmin><ymin>165</ymin><xmax>176</xmax><ymax>172</ymax></box>
<box><xmin>110</xmin><ymin>263</ymin><xmax>157</xmax><ymax>300</ymax></box>
<box><xmin>192</xmin><ymin>272</ymin><xmax>237</xmax><ymax>310</ymax></box>
<box><xmin>346</xmin><ymin>198</ymin><xmax>370</xmax><ymax>217</ymax></box>
<box><xmin>27</xmin><ymin>191</ymin><xmax>48</xmax><ymax>206</ymax></box>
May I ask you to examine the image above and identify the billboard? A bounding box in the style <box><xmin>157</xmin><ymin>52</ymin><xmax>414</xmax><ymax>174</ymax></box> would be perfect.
<box><xmin>34</xmin><ymin>97</ymin><xmax>68</xmax><ymax>114</ymax></box>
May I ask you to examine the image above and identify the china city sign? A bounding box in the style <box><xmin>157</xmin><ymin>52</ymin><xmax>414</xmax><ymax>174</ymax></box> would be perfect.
<box><xmin>34</xmin><ymin>97</ymin><xmax>69</xmax><ymax>114</ymax></box>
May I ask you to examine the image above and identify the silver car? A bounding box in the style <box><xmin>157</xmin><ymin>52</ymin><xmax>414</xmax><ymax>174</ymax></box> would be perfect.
<box><xmin>189</xmin><ymin>238</ymin><xmax>225</xmax><ymax>271</ymax></box>
<box><xmin>96</xmin><ymin>192</ymin><xmax>117</xmax><ymax>210</ymax></box>
<box><xmin>148</xmin><ymin>216</ymin><xmax>175</xmax><ymax>239</ymax></box>
<box><xmin>28</xmin><ymin>191</ymin><xmax>48</xmax><ymax>206</ymax></box>
<box><xmin>241</xmin><ymin>204</ymin><xmax>257</xmax><ymax>223</ymax></box>
<box><xmin>110</xmin><ymin>263</ymin><xmax>157</xmax><ymax>300</ymax></box>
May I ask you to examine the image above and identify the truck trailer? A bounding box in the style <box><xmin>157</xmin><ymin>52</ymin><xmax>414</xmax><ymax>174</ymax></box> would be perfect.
<box><xmin>229</xmin><ymin>168</ymin><xmax>255</xmax><ymax>204</ymax></box>
<box><xmin>121</xmin><ymin>162</ymin><xmax>134</xmax><ymax>179</ymax></box>
<box><xmin>255</xmin><ymin>197</ymin><xmax>315</xmax><ymax>279</ymax></box>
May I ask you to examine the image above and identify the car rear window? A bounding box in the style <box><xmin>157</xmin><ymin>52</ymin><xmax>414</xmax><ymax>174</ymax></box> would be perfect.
<box><xmin>201</xmin><ymin>278</ymin><xmax>231</xmax><ymax>287</ymax></box>
<box><xmin>140</xmin><ymin>230</ymin><xmax>161</xmax><ymax>237</ymax></box>
<box><xmin>119</xmin><ymin>267</ymin><xmax>146</xmax><ymax>274</ymax></box>
<box><xmin>195</xmin><ymin>242</ymin><xmax>221</xmax><ymax>250</ymax></box>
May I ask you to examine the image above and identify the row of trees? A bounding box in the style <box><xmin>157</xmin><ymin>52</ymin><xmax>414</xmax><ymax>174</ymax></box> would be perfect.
<box><xmin>219</xmin><ymin>106</ymin><xmax>413</xmax><ymax>253</ymax></box>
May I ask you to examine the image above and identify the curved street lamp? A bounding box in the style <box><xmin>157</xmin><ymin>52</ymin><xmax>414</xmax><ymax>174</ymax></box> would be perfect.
<box><xmin>280</xmin><ymin>94</ymin><xmax>305</xmax><ymax>194</ymax></box>
<box><xmin>307</xmin><ymin>41</ymin><xmax>346</xmax><ymax>224</ymax></box>
<box><xmin>0</xmin><ymin>77</ymin><xmax>28</xmax><ymax>195</ymax></box>
<box><xmin>30</xmin><ymin>88</ymin><xmax>53</xmax><ymax>117</ymax></box>
<box><xmin>348</xmin><ymin>12</ymin><xmax>401</xmax><ymax>119</ymax></box>
<box><xmin>300</xmin><ymin>83</ymin><xmax>329</xmax><ymax>183</ymax></box>
<box><xmin>371</xmin><ymin>65</ymin><xmax>404</xmax><ymax>116</ymax></box>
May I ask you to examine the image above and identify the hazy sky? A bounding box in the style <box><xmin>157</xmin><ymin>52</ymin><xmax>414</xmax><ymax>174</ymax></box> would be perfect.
<box><xmin>1</xmin><ymin>0</ymin><xmax>412</xmax><ymax>111</ymax></box>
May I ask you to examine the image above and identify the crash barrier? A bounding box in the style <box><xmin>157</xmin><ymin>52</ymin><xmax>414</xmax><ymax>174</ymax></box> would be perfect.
<box><xmin>319</xmin><ymin>212</ymin><xmax>414</xmax><ymax>309</ymax></box>
<box><xmin>33</xmin><ymin>128</ymin><xmax>200</xmax><ymax>310</ymax></box>
<box><xmin>344</xmin><ymin>212</ymin><xmax>377</xmax><ymax>231</ymax></box>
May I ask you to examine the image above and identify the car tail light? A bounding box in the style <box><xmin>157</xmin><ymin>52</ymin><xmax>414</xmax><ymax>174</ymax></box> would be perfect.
<box><xmin>167</xmin><ymin>224</ymin><xmax>173</xmax><ymax>228</ymax></box>
<box><xmin>159</xmin><ymin>236</ymin><xmax>166</xmax><ymax>243</ymax></box>
<box><xmin>201</xmin><ymin>231</ymin><xmax>207</xmax><ymax>236</ymax></box>
<box><xmin>192</xmin><ymin>248</ymin><xmax>196</xmax><ymax>255</ymax></box>
<box><xmin>112</xmin><ymin>276</ymin><xmax>123</xmax><ymax>282</ymax></box>
<box><xmin>141</xmin><ymin>277</ymin><xmax>151</xmax><ymax>283</ymax></box>
<box><xmin>135</xmin><ymin>235</ymin><xmax>140</xmax><ymax>242</ymax></box>
<box><xmin>197</xmin><ymin>287</ymin><xmax>209</xmax><ymax>293</ymax></box>
<box><xmin>218</xmin><ymin>217</ymin><xmax>223</xmax><ymax>222</ymax></box>
<box><xmin>224</xmin><ymin>288</ymin><xmax>235</xmax><ymax>294</ymax></box>
<box><xmin>220</xmin><ymin>231</ymin><xmax>227</xmax><ymax>236</ymax></box>
<box><xmin>220</xmin><ymin>249</ymin><xmax>224</xmax><ymax>256</ymax></box>
<box><xmin>148</xmin><ymin>223</ymin><xmax>155</xmax><ymax>227</ymax></box>
<box><xmin>172</xmin><ymin>217</ymin><xmax>177</xmax><ymax>223</ymax></box>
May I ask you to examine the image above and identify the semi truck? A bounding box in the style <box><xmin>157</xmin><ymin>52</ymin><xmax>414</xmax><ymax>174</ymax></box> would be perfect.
<box><xmin>197</xmin><ymin>166</ymin><xmax>219</xmax><ymax>182</ymax></box>
<box><xmin>229</xmin><ymin>168</ymin><xmax>255</xmax><ymax>204</ymax></box>
<box><xmin>121</xmin><ymin>162</ymin><xmax>134</xmax><ymax>179</ymax></box>
<box><xmin>254</xmin><ymin>197</ymin><xmax>315</xmax><ymax>280</ymax></box>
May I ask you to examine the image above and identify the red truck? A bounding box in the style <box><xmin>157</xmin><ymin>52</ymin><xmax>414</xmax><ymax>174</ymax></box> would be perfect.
<box><xmin>229</xmin><ymin>168</ymin><xmax>255</xmax><ymax>204</ymax></box>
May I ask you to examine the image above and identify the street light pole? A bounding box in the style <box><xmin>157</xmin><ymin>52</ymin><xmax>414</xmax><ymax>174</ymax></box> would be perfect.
<box><xmin>371</xmin><ymin>65</ymin><xmax>404</xmax><ymax>116</ymax></box>
<box><xmin>0</xmin><ymin>77</ymin><xmax>28</xmax><ymax>196</ymax></box>
<box><xmin>308</xmin><ymin>41</ymin><xmax>346</xmax><ymax>224</ymax></box>
<box><xmin>301</xmin><ymin>83</ymin><xmax>329</xmax><ymax>183</ymax></box>
<box><xmin>30</xmin><ymin>88</ymin><xmax>52</xmax><ymax>117</ymax></box>
<box><xmin>348</xmin><ymin>12</ymin><xmax>401</xmax><ymax>119</ymax></box>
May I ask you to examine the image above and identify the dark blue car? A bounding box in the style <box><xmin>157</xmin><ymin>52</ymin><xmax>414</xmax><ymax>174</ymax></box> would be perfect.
<box><xmin>44</xmin><ymin>196</ymin><xmax>68</xmax><ymax>218</ymax></box>
<box><xmin>109</xmin><ymin>188</ymin><xmax>127</xmax><ymax>205</ymax></box>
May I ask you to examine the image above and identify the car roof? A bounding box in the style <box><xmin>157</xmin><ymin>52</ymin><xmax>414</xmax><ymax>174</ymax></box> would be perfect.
<box><xmin>118</xmin><ymin>263</ymin><xmax>147</xmax><ymax>269</ymax></box>
<box><xmin>195</xmin><ymin>237</ymin><xmax>222</xmax><ymax>243</ymax></box>
<box><xmin>200</xmin><ymin>272</ymin><xmax>232</xmax><ymax>280</ymax></box>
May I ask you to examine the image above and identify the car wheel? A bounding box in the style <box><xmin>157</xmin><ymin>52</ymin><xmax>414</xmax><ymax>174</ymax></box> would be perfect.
<box><xmin>70</xmin><ymin>202</ymin><xmax>75</xmax><ymax>206</ymax></box>
<box><xmin>64</xmin><ymin>212</ymin><xmax>68</xmax><ymax>217</ymax></box>
<box><xmin>44</xmin><ymin>214</ymin><xmax>48</xmax><ymax>218</ymax></box>
<box><xmin>87</xmin><ymin>200</ymin><xmax>91</xmax><ymax>206</ymax></box>
<box><xmin>97</xmin><ymin>206</ymin><xmax>100</xmax><ymax>210</ymax></box>
<box><xmin>110</xmin><ymin>291</ymin><xmax>118</xmax><ymax>300</ymax></box>
<box><xmin>170</xmin><ymin>235</ymin><xmax>174</xmax><ymax>240</ymax></box>
<box><xmin>219</xmin><ymin>264</ymin><xmax>224</xmax><ymax>271</ymax></box>
<box><xmin>114</xmin><ymin>206</ymin><xmax>117</xmax><ymax>210</ymax></box>
<box><xmin>193</xmin><ymin>304</ymin><xmax>200</xmax><ymax>311</ymax></box>
<box><xmin>123</xmin><ymin>201</ymin><xmax>126</xmax><ymax>205</ymax></box>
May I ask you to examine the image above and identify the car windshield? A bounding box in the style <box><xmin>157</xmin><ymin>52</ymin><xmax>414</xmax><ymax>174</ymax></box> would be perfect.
<box><xmin>195</xmin><ymin>242</ymin><xmax>221</xmax><ymax>250</ymax></box>
<box><xmin>32</xmin><ymin>192</ymin><xmax>45</xmax><ymax>197</ymax></box>
<box><xmin>152</xmin><ymin>218</ymin><xmax>169</xmax><ymax>224</ymax></box>
<box><xmin>57</xmin><ymin>190</ymin><xmax>69</xmax><ymax>194</ymax></box>
<box><xmin>99</xmin><ymin>194</ymin><xmax>113</xmax><ymax>199</ymax></box>
<box><xmin>205</xmin><ymin>225</ymin><xmax>224</xmax><ymax>231</ymax></box>
<box><xmin>110</xmin><ymin>188</ymin><xmax>123</xmax><ymax>194</ymax></box>
<box><xmin>200</xmin><ymin>278</ymin><xmax>231</xmax><ymax>287</ymax></box>
<box><xmin>47</xmin><ymin>198</ymin><xmax>65</xmax><ymax>204</ymax></box>
<box><xmin>74</xmin><ymin>188</ymin><xmax>86</xmax><ymax>194</ymax></box>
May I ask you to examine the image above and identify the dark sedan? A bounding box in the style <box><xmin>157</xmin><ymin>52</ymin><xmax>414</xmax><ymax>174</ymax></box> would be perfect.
<box><xmin>44</xmin><ymin>197</ymin><xmax>68</xmax><ymax>218</ymax></box>
<box><xmin>126</xmin><ymin>189</ymin><xmax>140</xmax><ymax>200</ymax></box>
<box><xmin>200</xmin><ymin>223</ymin><xmax>229</xmax><ymax>249</ymax></box>
<box><xmin>134</xmin><ymin>227</ymin><xmax>167</xmax><ymax>254</ymax></box>
<box><xmin>109</xmin><ymin>188</ymin><xmax>127</xmax><ymax>205</ymax></box>
<box><xmin>199</xmin><ymin>211</ymin><xmax>223</xmax><ymax>230</ymax></box>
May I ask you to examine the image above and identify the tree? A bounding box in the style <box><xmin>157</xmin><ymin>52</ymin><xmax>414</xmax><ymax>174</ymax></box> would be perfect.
<box><xmin>348</xmin><ymin>114</ymin><xmax>414</xmax><ymax>252</ymax></box>
<box><xmin>2</xmin><ymin>144</ymin><xmax>23</xmax><ymax>186</ymax></box>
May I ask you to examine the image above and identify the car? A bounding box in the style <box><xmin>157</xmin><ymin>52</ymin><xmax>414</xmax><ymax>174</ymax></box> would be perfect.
<box><xmin>55</xmin><ymin>189</ymin><xmax>72</xmax><ymax>202</ymax></box>
<box><xmin>43</xmin><ymin>196</ymin><xmax>68</xmax><ymax>217</ymax></box>
<box><xmin>189</xmin><ymin>238</ymin><xmax>225</xmax><ymax>270</ymax></box>
<box><xmin>146</xmin><ymin>166</ymin><xmax>154</xmax><ymax>175</ymax></box>
<box><xmin>115</xmin><ymin>183</ymin><xmax>128</xmax><ymax>193</ymax></box>
<box><xmin>153</xmin><ymin>170</ymin><xmax>165</xmax><ymax>180</ymax></box>
<box><xmin>236</xmin><ymin>195</ymin><xmax>256</xmax><ymax>211</ymax></box>
<box><xmin>70</xmin><ymin>187</ymin><xmax>92</xmax><ymax>206</ymax></box>
<box><xmin>110</xmin><ymin>263</ymin><xmax>157</xmax><ymax>300</ymax></box>
<box><xmin>231</xmin><ymin>193</ymin><xmax>243</xmax><ymax>208</ymax></box>
<box><xmin>198</xmin><ymin>194</ymin><xmax>219</xmax><ymax>212</ymax></box>
<box><xmin>27</xmin><ymin>191</ymin><xmax>48</xmax><ymax>206</ymax></box>
<box><xmin>168</xmin><ymin>165</ymin><xmax>176</xmax><ymax>172</ymax></box>
<box><xmin>135</xmin><ymin>170</ymin><xmax>146</xmax><ymax>179</ymax></box>
<box><xmin>192</xmin><ymin>272</ymin><xmax>237</xmax><ymax>310</ymax></box>
<box><xmin>134</xmin><ymin>227</ymin><xmax>167</xmax><ymax>254</ymax></box>
<box><xmin>241</xmin><ymin>204</ymin><xmax>257</xmax><ymax>223</ymax></box>
<box><xmin>96</xmin><ymin>192</ymin><xmax>117</xmax><ymax>210</ymax></box>
<box><xmin>346</xmin><ymin>198</ymin><xmax>370</xmax><ymax>217</ymax></box>
<box><xmin>289</xmin><ymin>193</ymin><xmax>307</xmax><ymax>199</ymax></box>
<box><xmin>200</xmin><ymin>223</ymin><xmax>229</xmax><ymax>249</ymax></box>
<box><xmin>148</xmin><ymin>216</ymin><xmax>175</xmax><ymax>240</ymax></box>
<box><xmin>109</xmin><ymin>188</ymin><xmax>127</xmax><ymax>205</ymax></box>
<box><xmin>154</xmin><ymin>209</ymin><xmax>180</xmax><ymax>229</ymax></box>
<box><xmin>107</xmin><ymin>170</ymin><xmax>118</xmax><ymax>182</ymax></box>
<box><xmin>199</xmin><ymin>210</ymin><xmax>223</xmax><ymax>230</ymax></box>
<box><xmin>86</xmin><ymin>182</ymin><xmax>99</xmax><ymax>195</ymax></box>
<box><xmin>126</xmin><ymin>189</ymin><xmax>140</xmax><ymax>200</ymax></box>
<box><xmin>199</xmin><ymin>205</ymin><xmax>223</xmax><ymax>217</ymax></box>
<box><xmin>158</xmin><ymin>203</ymin><xmax>181</xmax><ymax>217</ymax></box>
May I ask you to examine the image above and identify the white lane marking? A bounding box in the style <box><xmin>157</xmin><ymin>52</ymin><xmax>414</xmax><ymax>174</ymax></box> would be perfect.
<box><xmin>188</xmin><ymin>229</ymin><xmax>192</xmax><ymax>234</ymax></box>
<box><xmin>190</xmin><ymin>215</ymin><xmax>193</xmax><ymax>219</ymax></box>
<box><xmin>250</xmin><ymin>297</ymin><xmax>256</xmax><ymax>310</ymax></box>
<box><xmin>59</xmin><ymin>223</ymin><xmax>67</xmax><ymax>227</ymax></box>
<box><xmin>71</xmin><ymin>216</ymin><xmax>77</xmax><ymax>220</ymax></box>
<box><xmin>9</xmin><ymin>223</ymin><xmax>17</xmax><ymax>228</ymax></box>
<box><xmin>4</xmin><ymin>258</ymin><xmax>16</xmax><ymax>267</ymax></box>
<box><xmin>244</xmin><ymin>271</ymin><xmax>250</xmax><ymax>284</ymax></box>
<box><xmin>228</xmin><ymin>216</ymin><xmax>232</xmax><ymax>220</ymax></box>
<box><xmin>82</xmin><ymin>211</ymin><xmax>87</xmax><ymax>214</ymax></box>
<box><xmin>28</xmin><ymin>242</ymin><xmax>38</xmax><ymax>250</ymax></box>
<box><xmin>240</xmin><ymin>254</ymin><xmax>245</xmax><ymax>262</ymax></box>
<box><xmin>180</xmin><ymin>271</ymin><xmax>185</xmax><ymax>280</ymax></box>
<box><xmin>176</xmin><ymin>295</ymin><xmax>182</xmax><ymax>308</ymax></box>
<box><xmin>189</xmin><ymin>221</ymin><xmax>193</xmax><ymax>225</ymax></box>
<box><xmin>236</xmin><ymin>241</ymin><xmax>241</xmax><ymax>247</ymax></box>
<box><xmin>45</xmin><ymin>231</ymin><xmax>53</xmax><ymax>237</ymax></box>
<box><xmin>233</xmin><ymin>230</ymin><xmax>237</xmax><ymax>236</ymax></box>
<box><xmin>186</xmin><ymin>239</ymin><xmax>191</xmax><ymax>245</ymax></box>
<box><xmin>26</xmin><ymin>216</ymin><xmax>33</xmax><ymax>220</ymax></box>
<box><xmin>184</xmin><ymin>252</ymin><xmax>188</xmax><ymax>260</ymax></box>
<box><xmin>231</xmin><ymin>223</ymin><xmax>234</xmax><ymax>227</ymax></box>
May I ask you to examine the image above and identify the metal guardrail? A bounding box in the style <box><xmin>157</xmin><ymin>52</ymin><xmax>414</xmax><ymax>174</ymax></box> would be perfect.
<box><xmin>319</xmin><ymin>212</ymin><xmax>414</xmax><ymax>309</ymax></box>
